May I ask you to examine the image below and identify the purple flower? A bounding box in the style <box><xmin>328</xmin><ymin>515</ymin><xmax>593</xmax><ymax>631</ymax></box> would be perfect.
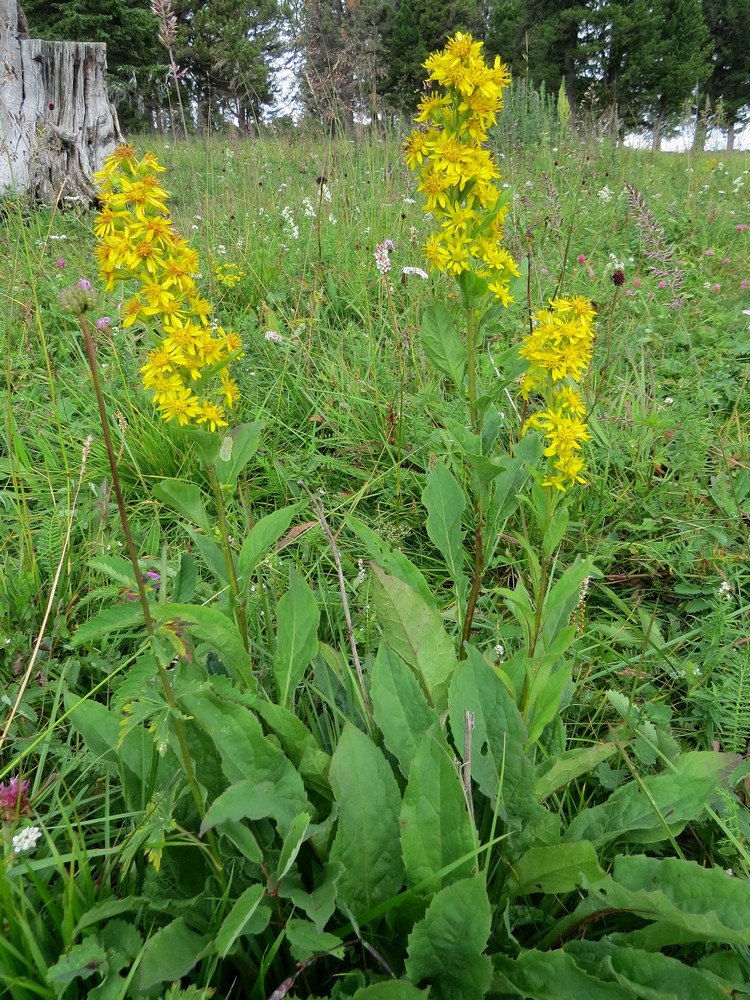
<box><xmin>0</xmin><ymin>776</ymin><xmax>30</xmax><ymax>820</ymax></box>
<box><xmin>374</xmin><ymin>241</ymin><xmax>394</xmax><ymax>275</ymax></box>
<box><xmin>78</xmin><ymin>278</ymin><xmax>92</xmax><ymax>291</ymax></box>
<box><xmin>577</xmin><ymin>253</ymin><xmax>586</xmax><ymax>264</ymax></box>
<box><xmin>704</xmin><ymin>249</ymin><xmax>714</xmax><ymax>257</ymax></box>
<box><xmin>96</xmin><ymin>316</ymin><xmax>111</xmax><ymax>330</ymax></box>
<box><xmin>55</xmin><ymin>258</ymin><xmax>65</xmax><ymax>269</ymax></box>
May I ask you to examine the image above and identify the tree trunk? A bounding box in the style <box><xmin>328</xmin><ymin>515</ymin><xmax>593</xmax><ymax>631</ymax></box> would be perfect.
<box><xmin>727</xmin><ymin>122</ymin><xmax>736</xmax><ymax>151</ymax></box>
<box><xmin>0</xmin><ymin>0</ymin><xmax>122</xmax><ymax>206</ymax></box>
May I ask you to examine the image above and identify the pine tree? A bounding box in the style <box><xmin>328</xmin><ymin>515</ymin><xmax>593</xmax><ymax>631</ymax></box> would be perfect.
<box><xmin>697</xmin><ymin>0</ymin><xmax>750</xmax><ymax>149</ymax></box>
<box><xmin>381</xmin><ymin>0</ymin><xmax>480</xmax><ymax>111</ymax></box>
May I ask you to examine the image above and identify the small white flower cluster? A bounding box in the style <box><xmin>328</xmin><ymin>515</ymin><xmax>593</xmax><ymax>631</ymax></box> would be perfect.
<box><xmin>494</xmin><ymin>643</ymin><xmax>505</xmax><ymax>663</ymax></box>
<box><xmin>281</xmin><ymin>206</ymin><xmax>298</xmax><ymax>240</ymax></box>
<box><xmin>264</xmin><ymin>330</ymin><xmax>285</xmax><ymax>345</ymax></box>
<box><xmin>12</xmin><ymin>826</ymin><xmax>42</xmax><ymax>856</ymax></box>
<box><xmin>355</xmin><ymin>559</ymin><xmax>366</xmax><ymax>586</ymax></box>
<box><xmin>718</xmin><ymin>580</ymin><xmax>733</xmax><ymax>600</ymax></box>
<box><xmin>401</xmin><ymin>266</ymin><xmax>428</xmax><ymax>281</ymax></box>
<box><xmin>302</xmin><ymin>197</ymin><xmax>316</xmax><ymax>219</ymax></box>
<box><xmin>597</xmin><ymin>186</ymin><xmax>613</xmax><ymax>202</ymax></box>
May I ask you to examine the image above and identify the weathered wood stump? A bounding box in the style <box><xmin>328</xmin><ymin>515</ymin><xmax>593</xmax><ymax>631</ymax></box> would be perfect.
<box><xmin>0</xmin><ymin>0</ymin><xmax>123</xmax><ymax>205</ymax></box>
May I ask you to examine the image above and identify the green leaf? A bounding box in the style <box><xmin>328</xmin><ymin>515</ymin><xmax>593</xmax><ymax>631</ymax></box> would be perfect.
<box><xmin>285</xmin><ymin>918</ymin><xmax>345</xmax><ymax>961</ymax></box>
<box><xmin>541</xmin><ymin>558</ymin><xmax>592</xmax><ymax>647</ymax></box>
<box><xmin>566</xmin><ymin>940</ymin><xmax>730</xmax><ymax>1000</ymax></box>
<box><xmin>273</xmin><ymin>567</ymin><xmax>320</xmax><ymax>708</ymax></box>
<box><xmin>200</xmin><ymin>778</ymin><xmax>307</xmax><ymax>835</ymax></box>
<box><xmin>181</xmin><ymin>691</ymin><xmax>310</xmax><ymax>834</ymax></box>
<box><xmin>71</xmin><ymin>602</ymin><xmax>147</xmax><ymax>647</ymax></box>
<box><xmin>510</xmin><ymin>842</ymin><xmax>604</xmax><ymax>895</ymax></box>
<box><xmin>534</xmin><ymin>743</ymin><xmax>619</xmax><ymax>802</ymax></box>
<box><xmin>152</xmin><ymin>478</ymin><xmax>211</xmax><ymax>531</ymax></box>
<box><xmin>89</xmin><ymin>554</ymin><xmax>138</xmax><ymax>588</ymax></box>
<box><xmin>448</xmin><ymin>646</ymin><xmax>532</xmax><ymax>814</ymax></box>
<box><xmin>172</xmin><ymin>552</ymin><xmax>197</xmax><ymax>603</ymax></box>
<box><xmin>47</xmin><ymin>938</ymin><xmax>108</xmax><ymax>995</ymax></box>
<box><xmin>151</xmin><ymin>603</ymin><xmax>257</xmax><ymax>693</ymax></box>
<box><xmin>372</xmin><ymin>565</ymin><xmax>458</xmax><ymax>711</ymax></box>
<box><xmin>215</xmin><ymin>884</ymin><xmax>266</xmax><ymax>958</ymax></box>
<box><xmin>329</xmin><ymin>723</ymin><xmax>404</xmax><ymax>921</ymax></box>
<box><xmin>542</xmin><ymin>505</ymin><xmax>570</xmax><ymax>559</ymax></box>
<box><xmin>400</xmin><ymin>725</ymin><xmax>476</xmax><ymax>891</ymax></box>
<box><xmin>484</xmin><ymin>434</ymin><xmax>541</xmax><ymax>564</ymax></box>
<box><xmin>183</xmin><ymin>525</ymin><xmax>229</xmax><ymax>585</ymax></box>
<box><xmin>253</xmin><ymin>700</ymin><xmax>331</xmax><ymax>797</ymax></box>
<box><xmin>371</xmin><ymin>644</ymin><xmax>439</xmax><ymax>779</ymax></box>
<box><xmin>238</xmin><ymin>504</ymin><xmax>302</xmax><ymax>582</ymax></box>
<box><xmin>421</xmin><ymin>302</ymin><xmax>466</xmax><ymax>389</ymax></box>
<box><xmin>138</xmin><ymin>918</ymin><xmax>210</xmax><ymax>990</ymax></box>
<box><xmin>525</xmin><ymin>657</ymin><xmax>573</xmax><ymax>746</ymax></box>
<box><xmin>405</xmin><ymin>877</ymin><xmax>492</xmax><ymax>1000</ymax></box>
<box><xmin>277</xmin><ymin>862</ymin><xmax>343</xmax><ymax>933</ymax></box>
<box><xmin>276</xmin><ymin>812</ymin><xmax>311</xmax><ymax>881</ymax></box>
<box><xmin>423</xmin><ymin>462</ymin><xmax>467</xmax><ymax>597</ymax></box>
<box><xmin>565</xmin><ymin>751</ymin><xmax>739</xmax><ymax>848</ymax></box>
<box><xmin>588</xmin><ymin>854</ymin><xmax>750</xmax><ymax>946</ymax></box>
<box><xmin>213</xmin><ymin>419</ymin><xmax>264</xmax><ymax>485</ymax></box>
<box><xmin>353</xmin><ymin>984</ymin><xmax>430</xmax><ymax>999</ymax></box>
<box><xmin>493</xmin><ymin>949</ymin><xmax>633</xmax><ymax>1000</ymax></box>
<box><xmin>347</xmin><ymin>515</ymin><xmax>434</xmax><ymax>607</ymax></box>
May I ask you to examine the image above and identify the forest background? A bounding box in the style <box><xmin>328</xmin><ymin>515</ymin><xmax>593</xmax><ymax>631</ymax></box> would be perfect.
<box><xmin>22</xmin><ymin>0</ymin><xmax>750</xmax><ymax>152</ymax></box>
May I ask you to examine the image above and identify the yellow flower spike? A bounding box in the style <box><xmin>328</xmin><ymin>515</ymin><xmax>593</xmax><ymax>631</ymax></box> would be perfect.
<box><xmin>93</xmin><ymin>149</ymin><xmax>242</xmax><ymax>428</ymax></box>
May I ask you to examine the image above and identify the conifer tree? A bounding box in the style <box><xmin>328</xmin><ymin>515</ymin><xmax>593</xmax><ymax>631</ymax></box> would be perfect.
<box><xmin>697</xmin><ymin>0</ymin><xmax>750</xmax><ymax>149</ymax></box>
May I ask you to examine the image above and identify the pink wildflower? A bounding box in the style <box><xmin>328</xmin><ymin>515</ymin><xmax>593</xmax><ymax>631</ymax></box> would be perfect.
<box><xmin>55</xmin><ymin>258</ymin><xmax>65</xmax><ymax>269</ymax></box>
<box><xmin>705</xmin><ymin>249</ymin><xmax>714</xmax><ymax>257</ymax></box>
<box><xmin>0</xmin><ymin>776</ymin><xmax>31</xmax><ymax>821</ymax></box>
<box><xmin>577</xmin><ymin>253</ymin><xmax>586</xmax><ymax>264</ymax></box>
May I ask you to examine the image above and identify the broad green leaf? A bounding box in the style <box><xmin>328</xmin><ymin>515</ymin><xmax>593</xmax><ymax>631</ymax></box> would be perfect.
<box><xmin>273</xmin><ymin>567</ymin><xmax>320</xmax><ymax>707</ymax></box>
<box><xmin>138</xmin><ymin>918</ymin><xmax>210</xmax><ymax>990</ymax></box>
<box><xmin>421</xmin><ymin>302</ymin><xmax>466</xmax><ymax>389</ymax></box>
<box><xmin>405</xmin><ymin>877</ymin><xmax>492</xmax><ymax>1000</ymax></box>
<box><xmin>493</xmin><ymin>949</ymin><xmax>633</xmax><ymax>1000</ymax></box>
<box><xmin>589</xmin><ymin>854</ymin><xmax>750</xmax><ymax>946</ymax></box>
<box><xmin>565</xmin><ymin>751</ymin><xmax>739</xmax><ymax>848</ymax></box>
<box><xmin>400</xmin><ymin>725</ymin><xmax>476</xmax><ymax>891</ymax></box>
<box><xmin>277</xmin><ymin>862</ymin><xmax>343</xmax><ymax>932</ymax></box>
<box><xmin>200</xmin><ymin>779</ymin><xmax>307</xmax><ymax>835</ymax></box>
<box><xmin>151</xmin><ymin>603</ymin><xmax>257</xmax><ymax>693</ymax></box>
<box><xmin>566</xmin><ymin>940</ymin><xmax>729</xmax><ymax>1000</ymax></box>
<box><xmin>238</xmin><ymin>504</ymin><xmax>302</xmax><ymax>581</ymax></box>
<box><xmin>371</xmin><ymin>645</ymin><xmax>439</xmax><ymax>778</ymax></box>
<box><xmin>353</xmin><ymin>984</ymin><xmax>430</xmax><ymax>999</ymax></box>
<box><xmin>47</xmin><ymin>938</ymin><xmax>108</xmax><ymax>994</ymax></box>
<box><xmin>510</xmin><ymin>842</ymin><xmax>604</xmax><ymax>895</ymax></box>
<box><xmin>525</xmin><ymin>658</ymin><xmax>573</xmax><ymax>746</ymax></box>
<box><xmin>542</xmin><ymin>506</ymin><xmax>570</xmax><ymax>559</ymax></box>
<box><xmin>184</xmin><ymin>525</ymin><xmax>229</xmax><ymax>585</ymax></box>
<box><xmin>213</xmin><ymin>419</ymin><xmax>264</xmax><ymax>484</ymax></box>
<box><xmin>181</xmin><ymin>691</ymin><xmax>309</xmax><ymax>833</ymax></box>
<box><xmin>448</xmin><ymin>646</ymin><xmax>533</xmax><ymax>815</ymax></box>
<box><xmin>71</xmin><ymin>602</ymin><xmax>146</xmax><ymax>647</ymax></box>
<box><xmin>172</xmin><ymin>551</ymin><xmax>197</xmax><ymax>603</ymax></box>
<box><xmin>372</xmin><ymin>565</ymin><xmax>458</xmax><ymax>711</ymax></box>
<box><xmin>218</xmin><ymin>819</ymin><xmax>263</xmax><ymax>863</ymax></box>
<box><xmin>253</xmin><ymin>700</ymin><xmax>331</xmax><ymax>797</ymax></box>
<box><xmin>215</xmin><ymin>884</ymin><xmax>265</xmax><ymax>958</ymax></box>
<box><xmin>285</xmin><ymin>918</ymin><xmax>345</xmax><ymax>961</ymax></box>
<box><xmin>152</xmin><ymin>479</ymin><xmax>210</xmax><ymax>531</ymax></box>
<box><xmin>484</xmin><ymin>434</ymin><xmax>541</xmax><ymax>564</ymax></box>
<box><xmin>276</xmin><ymin>812</ymin><xmax>311</xmax><ymax>881</ymax></box>
<box><xmin>540</xmin><ymin>558</ymin><xmax>592</xmax><ymax>647</ymax></box>
<box><xmin>423</xmin><ymin>462</ymin><xmax>467</xmax><ymax>598</ymax></box>
<box><xmin>329</xmin><ymin>723</ymin><xmax>404</xmax><ymax>921</ymax></box>
<box><xmin>534</xmin><ymin>743</ymin><xmax>619</xmax><ymax>802</ymax></box>
<box><xmin>347</xmin><ymin>515</ymin><xmax>434</xmax><ymax>606</ymax></box>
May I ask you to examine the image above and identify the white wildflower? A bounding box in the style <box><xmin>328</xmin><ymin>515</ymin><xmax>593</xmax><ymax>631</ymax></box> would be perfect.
<box><xmin>12</xmin><ymin>826</ymin><xmax>42</xmax><ymax>856</ymax></box>
<box><xmin>401</xmin><ymin>266</ymin><xmax>428</xmax><ymax>280</ymax></box>
<box><xmin>264</xmin><ymin>330</ymin><xmax>285</xmax><ymax>344</ymax></box>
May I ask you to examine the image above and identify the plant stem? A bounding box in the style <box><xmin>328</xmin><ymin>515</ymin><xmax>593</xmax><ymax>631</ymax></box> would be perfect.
<box><xmin>207</xmin><ymin>465</ymin><xmax>249</xmax><ymax>652</ymax></box>
<box><xmin>80</xmin><ymin>316</ymin><xmax>224</xmax><ymax>879</ymax></box>
<box><xmin>461</xmin><ymin>303</ymin><xmax>484</xmax><ymax>649</ymax></box>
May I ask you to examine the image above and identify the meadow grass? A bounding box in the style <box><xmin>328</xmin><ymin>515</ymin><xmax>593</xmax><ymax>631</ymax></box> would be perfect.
<box><xmin>1</xmin><ymin>123</ymin><xmax>749</xmax><ymax>997</ymax></box>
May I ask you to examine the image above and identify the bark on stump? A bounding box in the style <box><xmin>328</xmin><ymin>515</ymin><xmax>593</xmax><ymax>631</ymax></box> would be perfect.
<box><xmin>0</xmin><ymin>0</ymin><xmax>123</xmax><ymax>206</ymax></box>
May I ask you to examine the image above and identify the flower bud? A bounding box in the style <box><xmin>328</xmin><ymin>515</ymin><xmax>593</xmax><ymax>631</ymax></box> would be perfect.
<box><xmin>59</xmin><ymin>281</ymin><xmax>98</xmax><ymax>316</ymax></box>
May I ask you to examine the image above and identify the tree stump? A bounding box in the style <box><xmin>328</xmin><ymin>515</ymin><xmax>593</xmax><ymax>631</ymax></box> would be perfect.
<box><xmin>0</xmin><ymin>0</ymin><xmax>123</xmax><ymax>206</ymax></box>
